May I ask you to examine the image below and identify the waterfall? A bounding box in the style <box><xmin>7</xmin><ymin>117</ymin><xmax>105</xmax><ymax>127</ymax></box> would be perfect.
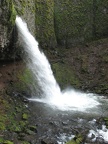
<box><xmin>15</xmin><ymin>16</ymin><xmax>100</xmax><ymax>111</ymax></box>
<box><xmin>15</xmin><ymin>16</ymin><xmax>61</xmax><ymax>98</ymax></box>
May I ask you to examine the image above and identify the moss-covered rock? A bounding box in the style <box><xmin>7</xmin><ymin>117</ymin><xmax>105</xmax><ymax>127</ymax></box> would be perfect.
<box><xmin>12</xmin><ymin>67</ymin><xmax>38</xmax><ymax>95</ymax></box>
<box><xmin>54</xmin><ymin>0</ymin><xmax>93</xmax><ymax>47</ymax></box>
<box><xmin>13</xmin><ymin>0</ymin><xmax>35</xmax><ymax>36</ymax></box>
<box><xmin>94</xmin><ymin>0</ymin><xmax>108</xmax><ymax>39</ymax></box>
<box><xmin>0</xmin><ymin>138</ymin><xmax>4</xmax><ymax>143</ymax></box>
<box><xmin>1</xmin><ymin>0</ymin><xmax>108</xmax><ymax>59</ymax></box>
<box><xmin>66</xmin><ymin>134</ymin><xmax>83</xmax><ymax>144</ymax></box>
<box><xmin>54</xmin><ymin>0</ymin><xmax>108</xmax><ymax>47</ymax></box>
<box><xmin>3</xmin><ymin>140</ymin><xmax>14</xmax><ymax>144</ymax></box>
<box><xmin>0</xmin><ymin>0</ymin><xmax>16</xmax><ymax>59</ymax></box>
<box><xmin>50</xmin><ymin>38</ymin><xmax>108</xmax><ymax>95</ymax></box>
<box><xmin>22</xmin><ymin>113</ymin><xmax>28</xmax><ymax>120</ymax></box>
<box><xmin>35</xmin><ymin>0</ymin><xmax>57</xmax><ymax>48</ymax></box>
<box><xmin>0</xmin><ymin>0</ymin><xmax>36</xmax><ymax>60</ymax></box>
<box><xmin>52</xmin><ymin>62</ymin><xmax>81</xmax><ymax>89</ymax></box>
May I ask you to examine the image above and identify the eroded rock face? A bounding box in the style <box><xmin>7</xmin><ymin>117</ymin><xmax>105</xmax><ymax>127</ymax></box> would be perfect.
<box><xmin>13</xmin><ymin>0</ymin><xmax>36</xmax><ymax>60</ymax></box>
<box><xmin>54</xmin><ymin>0</ymin><xmax>108</xmax><ymax>47</ymax></box>
<box><xmin>13</xmin><ymin>0</ymin><xmax>35</xmax><ymax>36</ymax></box>
<box><xmin>0</xmin><ymin>0</ymin><xmax>16</xmax><ymax>60</ymax></box>
<box><xmin>0</xmin><ymin>0</ymin><xmax>36</xmax><ymax>60</ymax></box>
<box><xmin>0</xmin><ymin>0</ymin><xmax>108</xmax><ymax>60</ymax></box>
<box><xmin>35</xmin><ymin>0</ymin><xmax>57</xmax><ymax>48</ymax></box>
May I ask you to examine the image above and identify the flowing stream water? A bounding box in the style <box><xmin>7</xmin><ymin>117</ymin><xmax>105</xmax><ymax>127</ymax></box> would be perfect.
<box><xmin>15</xmin><ymin>16</ymin><xmax>108</xmax><ymax>112</ymax></box>
<box><xmin>15</xmin><ymin>16</ymin><xmax>108</xmax><ymax>143</ymax></box>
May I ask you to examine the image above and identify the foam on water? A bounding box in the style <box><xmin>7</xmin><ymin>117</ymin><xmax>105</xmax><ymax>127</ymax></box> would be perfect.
<box><xmin>30</xmin><ymin>89</ymin><xmax>99</xmax><ymax>111</ymax></box>
<box><xmin>15</xmin><ymin>16</ymin><xmax>100</xmax><ymax>112</ymax></box>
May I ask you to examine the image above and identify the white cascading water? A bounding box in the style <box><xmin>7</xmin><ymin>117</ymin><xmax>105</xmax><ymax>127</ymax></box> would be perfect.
<box><xmin>15</xmin><ymin>16</ymin><xmax>100</xmax><ymax>111</ymax></box>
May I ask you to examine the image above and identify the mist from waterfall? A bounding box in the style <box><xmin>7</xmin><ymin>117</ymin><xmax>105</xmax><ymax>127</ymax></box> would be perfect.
<box><xmin>15</xmin><ymin>16</ymin><xmax>100</xmax><ymax>112</ymax></box>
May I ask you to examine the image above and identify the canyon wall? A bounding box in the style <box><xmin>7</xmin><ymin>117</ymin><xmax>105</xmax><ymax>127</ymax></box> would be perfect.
<box><xmin>0</xmin><ymin>0</ymin><xmax>108</xmax><ymax>58</ymax></box>
<box><xmin>0</xmin><ymin>0</ymin><xmax>108</xmax><ymax>94</ymax></box>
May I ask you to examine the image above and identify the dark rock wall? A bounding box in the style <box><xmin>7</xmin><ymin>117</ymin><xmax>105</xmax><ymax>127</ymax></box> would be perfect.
<box><xmin>35</xmin><ymin>0</ymin><xmax>57</xmax><ymax>48</ymax></box>
<box><xmin>14</xmin><ymin>0</ymin><xmax>35</xmax><ymax>36</ymax></box>
<box><xmin>0</xmin><ymin>0</ymin><xmax>16</xmax><ymax>59</ymax></box>
<box><xmin>94</xmin><ymin>0</ymin><xmax>108</xmax><ymax>38</ymax></box>
<box><xmin>0</xmin><ymin>0</ymin><xmax>36</xmax><ymax>60</ymax></box>
<box><xmin>54</xmin><ymin>0</ymin><xmax>93</xmax><ymax>46</ymax></box>
<box><xmin>0</xmin><ymin>0</ymin><xmax>108</xmax><ymax>56</ymax></box>
<box><xmin>54</xmin><ymin>0</ymin><xmax>108</xmax><ymax>47</ymax></box>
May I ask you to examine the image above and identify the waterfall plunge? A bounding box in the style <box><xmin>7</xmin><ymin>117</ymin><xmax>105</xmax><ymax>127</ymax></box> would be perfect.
<box><xmin>15</xmin><ymin>16</ymin><xmax>100</xmax><ymax>111</ymax></box>
<box><xmin>15</xmin><ymin>16</ymin><xmax>61</xmax><ymax>98</ymax></box>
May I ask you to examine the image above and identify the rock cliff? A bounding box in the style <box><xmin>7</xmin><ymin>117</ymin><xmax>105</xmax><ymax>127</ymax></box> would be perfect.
<box><xmin>0</xmin><ymin>0</ymin><xmax>108</xmax><ymax>59</ymax></box>
<box><xmin>0</xmin><ymin>0</ymin><xmax>108</xmax><ymax>94</ymax></box>
<box><xmin>0</xmin><ymin>0</ymin><xmax>16</xmax><ymax>59</ymax></box>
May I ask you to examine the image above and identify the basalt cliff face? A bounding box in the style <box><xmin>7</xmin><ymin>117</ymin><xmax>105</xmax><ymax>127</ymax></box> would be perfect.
<box><xmin>0</xmin><ymin>0</ymin><xmax>108</xmax><ymax>94</ymax></box>
<box><xmin>0</xmin><ymin>0</ymin><xmax>36</xmax><ymax>60</ymax></box>
<box><xmin>0</xmin><ymin>0</ymin><xmax>16</xmax><ymax>59</ymax></box>
<box><xmin>0</xmin><ymin>0</ymin><xmax>108</xmax><ymax>59</ymax></box>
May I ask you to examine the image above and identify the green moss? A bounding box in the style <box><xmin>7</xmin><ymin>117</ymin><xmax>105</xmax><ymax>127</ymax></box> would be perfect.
<box><xmin>3</xmin><ymin>140</ymin><xmax>14</xmax><ymax>144</ymax></box>
<box><xmin>8</xmin><ymin>0</ymin><xmax>108</xmax><ymax>48</ymax></box>
<box><xmin>18</xmin><ymin>69</ymin><xmax>33</xmax><ymax>85</ymax></box>
<box><xmin>22</xmin><ymin>113</ymin><xmax>28</xmax><ymax>120</ymax></box>
<box><xmin>9</xmin><ymin>2</ymin><xmax>16</xmax><ymax>26</ymax></box>
<box><xmin>81</xmin><ymin>55</ymin><xmax>88</xmax><ymax>73</ymax></box>
<box><xmin>19</xmin><ymin>120</ymin><xmax>27</xmax><ymax>127</ymax></box>
<box><xmin>13</xmin><ymin>68</ymin><xmax>34</xmax><ymax>94</ymax></box>
<box><xmin>12</xmin><ymin>125</ymin><xmax>22</xmax><ymax>133</ymax></box>
<box><xmin>22</xmin><ymin>142</ymin><xmax>30</xmax><ymax>144</ymax></box>
<box><xmin>0</xmin><ymin>97</ymin><xmax>9</xmax><ymax>131</ymax></box>
<box><xmin>52</xmin><ymin>62</ymin><xmax>81</xmax><ymax>88</ymax></box>
<box><xmin>0</xmin><ymin>138</ymin><xmax>14</xmax><ymax>144</ymax></box>
<box><xmin>66</xmin><ymin>134</ymin><xmax>83</xmax><ymax>144</ymax></box>
<box><xmin>102</xmin><ymin>55</ymin><xmax>108</xmax><ymax>62</ymax></box>
<box><xmin>28</xmin><ymin>125</ymin><xmax>37</xmax><ymax>132</ymax></box>
<box><xmin>5</xmin><ymin>0</ymin><xmax>16</xmax><ymax>28</ymax></box>
<box><xmin>0</xmin><ymin>94</ymin><xmax>29</xmax><ymax>133</ymax></box>
<box><xmin>54</xmin><ymin>0</ymin><xmax>108</xmax><ymax>47</ymax></box>
<box><xmin>104</xmin><ymin>117</ymin><xmax>108</xmax><ymax>128</ymax></box>
<box><xmin>94</xmin><ymin>0</ymin><xmax>108</xmax><ymax>39</ymax></box>
<box><xmin>0</xmin><ymin>138</ymin><xmax>4</xmax><ymax>143</ymax></box>
<box><xmin>0</xmin><ymin>122</ymin><xmax>6</xmax><ymax>130</ymax></box>
<box><xmin>54</xmin><ymin>0</ymin><xmax>93</xmax><ymax>46</ymax></box>
<box><xmin>35</xmin><ymin>0</ymin><xmax>57</xmax><ymax>48</ymax></box>
<box><xmin>13</xmin><ymin>0</ymin><xmax>35</xmax><ymax>16</ymax></box>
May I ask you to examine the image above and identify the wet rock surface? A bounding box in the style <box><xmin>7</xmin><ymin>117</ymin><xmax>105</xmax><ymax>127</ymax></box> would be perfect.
<box><xmin>0</xmin><ymin>87</ymin><xmax>107</xmax><ymax>144</ymax></box>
